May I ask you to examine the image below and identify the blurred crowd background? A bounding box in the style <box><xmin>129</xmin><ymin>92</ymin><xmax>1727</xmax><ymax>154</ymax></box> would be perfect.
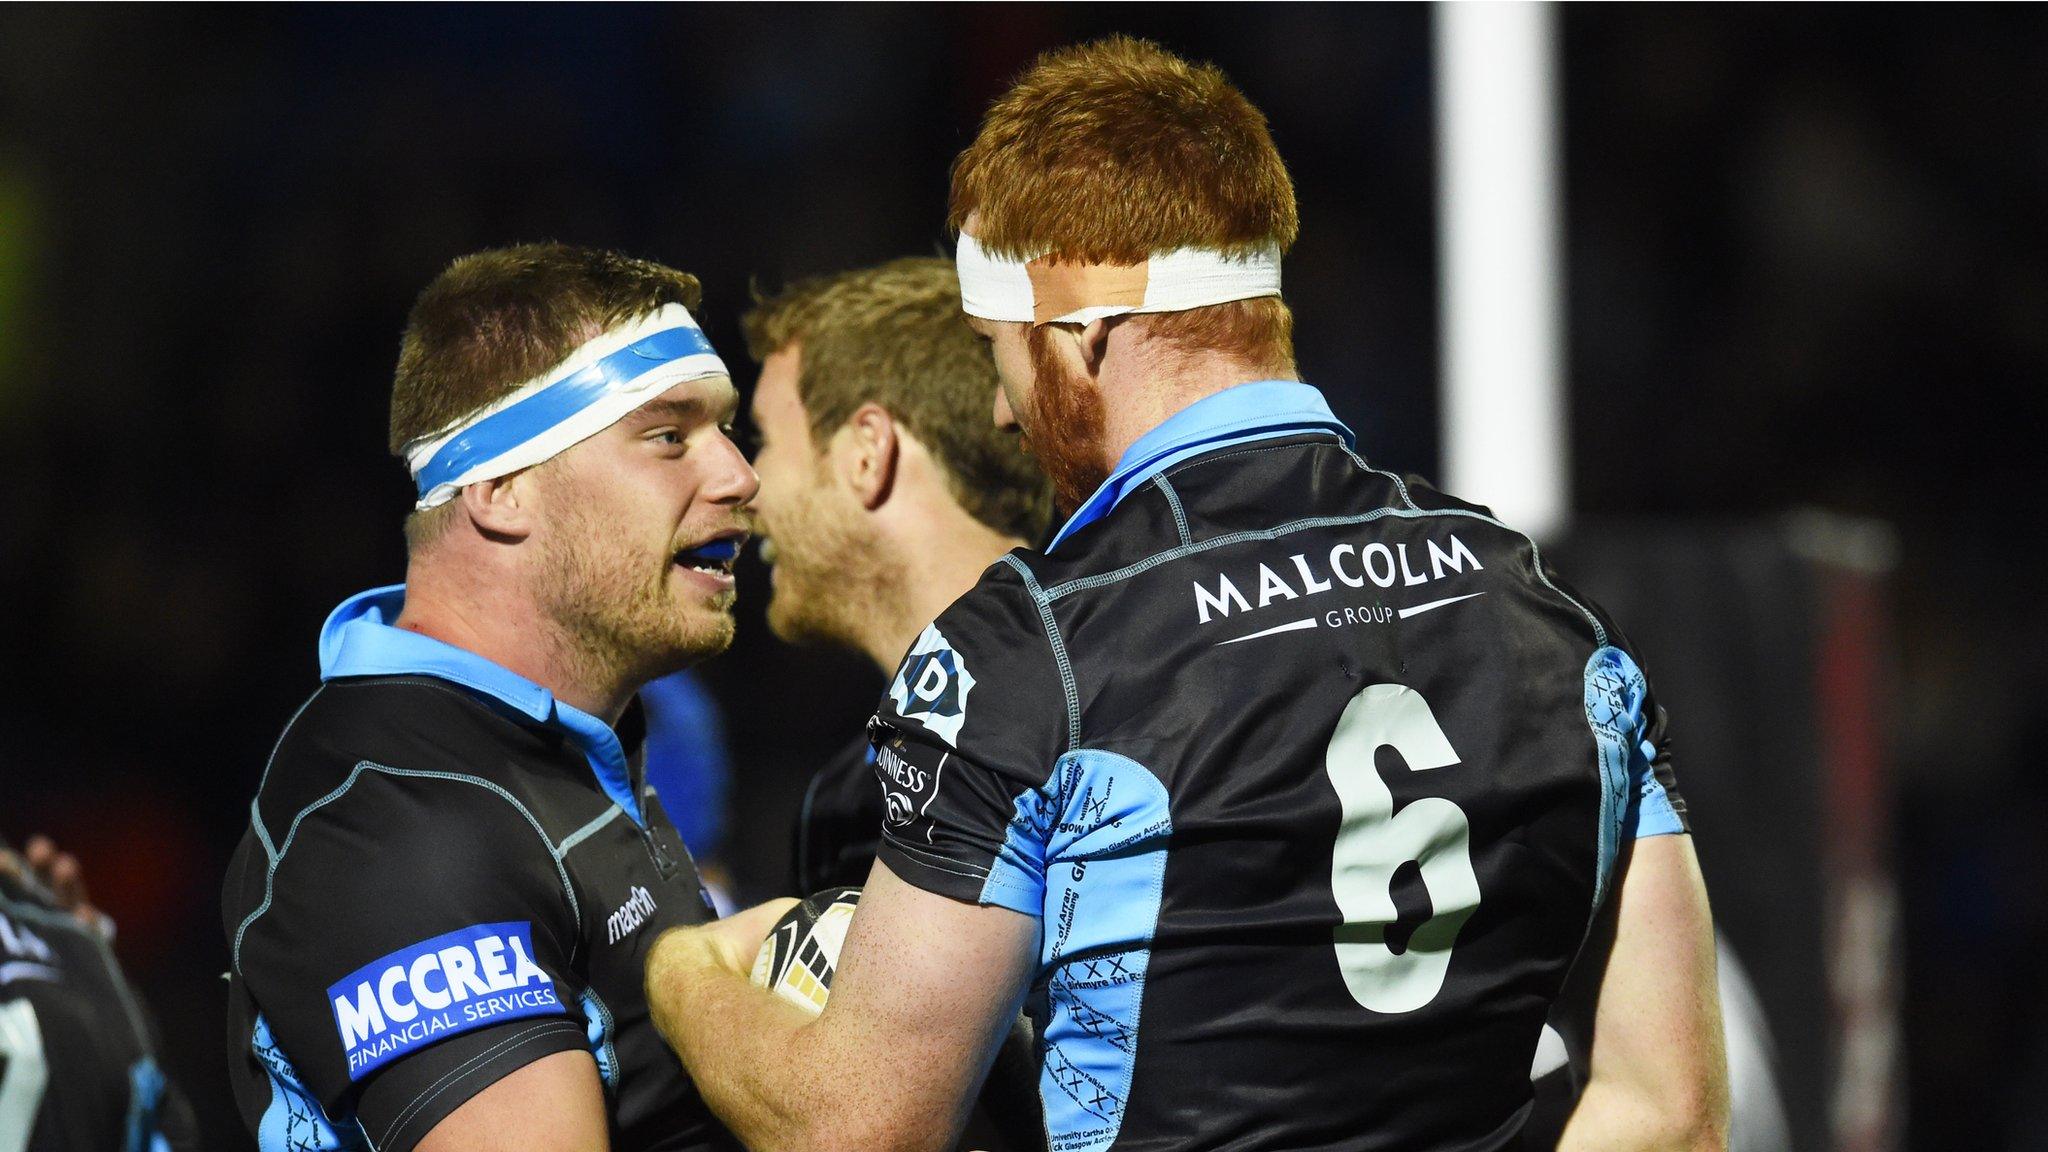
<box><xmin>1</xmin><ymin>5</ymin><xmax>2043</xmax><ymax>1148</ymax></box>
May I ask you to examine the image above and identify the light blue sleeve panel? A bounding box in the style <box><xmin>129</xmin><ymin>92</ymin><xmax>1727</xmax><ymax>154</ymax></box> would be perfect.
<box><xmin>1585</xmin><ymin>646</ymin><xmax>1689</xmax><ymax>909</ymax></box>
<box><xmin>981</xmin><ymin>749</ymin><xmax>1172</xmax><ymax>1152</ymax></box>
<box><xmin>1630</xmin><ymin>731</ymin><xmax>1685</xmax><ymax>839</ymax></box>
<box><xmin>980</xmin><ymin>785</ymin><xmax>1052</xmax><ymax>916</ymax></box>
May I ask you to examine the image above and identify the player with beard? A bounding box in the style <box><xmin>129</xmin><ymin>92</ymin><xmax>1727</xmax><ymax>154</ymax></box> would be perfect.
<box><xmin>648</xmin><ymin>37</ymin><xmax>1728</xmax><ymax>1152</ymax></box>
<box><xmin>223</xmin><ymin>244</ymin><xmax>757</xmax><ymax>1152</ymax></box>
<box><xmin>739</xmin><ymin>257</ymin><xmax>1050</xmax><ymax>893</ymax></box>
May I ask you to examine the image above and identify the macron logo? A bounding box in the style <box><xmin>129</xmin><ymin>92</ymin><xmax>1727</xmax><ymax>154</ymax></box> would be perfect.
<box><xmin>606</xmin><ymin>886</ymin><xmax>658</xmax><ymax>945</ymax></box>
<box><xmin>328</xmin><ymin>921</ymin><xmax>557</xmax><ymax>1081</ymax></box>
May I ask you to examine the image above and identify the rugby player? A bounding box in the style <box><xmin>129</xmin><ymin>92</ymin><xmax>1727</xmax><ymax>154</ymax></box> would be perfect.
<box><xmin>737</xmin><ymin>257</ymin><xmax>1049</xmax><ymax>893</ymax></box>
<box><xmin>222</xmin><ymin>244</ymin><xmax>757</xmax><ymax>1151</ymax></box>
<box><xmin>743</xmin><ymin>257</ymin><xmax>1052</xmax><ymax>1152</ymax></box>
<box><xmin>647</xmin><ymin>37</ymin><xmax>1729</xmax><ymax>1152</ymax></box>
<box><xmin>1</xmin><ymin>837</ymin><xmax>198</xmax><ymax>1151</ymax></box>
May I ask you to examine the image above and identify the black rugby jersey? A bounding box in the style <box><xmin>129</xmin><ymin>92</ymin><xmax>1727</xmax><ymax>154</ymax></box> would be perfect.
<box><xmin>0</xmin><ymin>875</ymin><xmax>197</xmax><ymax>1152</ymax></box>
<box><xmin>222</xmin><ymin>586</ymin><xmax>739</xmax><ymax>1152</ymax></box>
<box><xmin>868</xmin><ymin>381</ymin><xmax>1687</xmax><ymax>1152</ymax></box>
<box><xmin>792</xmin><ymin>736</ymin><xmax>883</xmax><ymax>894</ymax></box>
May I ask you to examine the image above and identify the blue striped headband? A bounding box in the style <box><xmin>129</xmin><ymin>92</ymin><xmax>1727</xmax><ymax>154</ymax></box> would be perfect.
<box><xmin>403</xmin><ymin>303</ymin><xmax>730</xmax><ymax>509</ymax></box>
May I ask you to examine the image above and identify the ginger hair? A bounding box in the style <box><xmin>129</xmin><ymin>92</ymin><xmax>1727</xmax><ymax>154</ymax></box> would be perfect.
<box><xmin>949</xmin><ymin>36</ymin><xmax>1299</xmax><ymax>370</ymax></box>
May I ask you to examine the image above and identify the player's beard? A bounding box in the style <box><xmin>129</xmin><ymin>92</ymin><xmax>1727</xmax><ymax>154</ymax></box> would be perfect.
<box><xmin>762</xmin><ymin>472</ymin><xmax>901</xmax><ymax>653</ymax></box>
<box><xmin>533</xmin><ymin>496</ymin><xmax>736</xmax><ymax>693</ymax></box>
<box><xmin>1025</xmin><ymin>327</ymin><xmax>1112</xmax><ymax>513</ymax></box>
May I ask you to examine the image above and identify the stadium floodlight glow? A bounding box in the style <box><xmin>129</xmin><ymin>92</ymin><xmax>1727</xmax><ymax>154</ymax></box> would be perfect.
<box><xmin>1434</xmin><ymin>1</ymin><xmax>1568</xmax><ymax>541</ymax></box>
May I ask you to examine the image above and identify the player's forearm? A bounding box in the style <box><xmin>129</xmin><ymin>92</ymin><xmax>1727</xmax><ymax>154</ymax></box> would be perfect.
<box><xmin>645</xmin><ymin>928</ymin><xmax>820</xmax><ymax>1151</ymax></box>
<box><xmin>647</xmin><ymin>927</ymin><xmax>945</xmax><ymax>1152</ymax></box>
<box><xmin>1557</xmin><ymin>1078</ymin><xmax>1728</xmax><ymax>1152</ymax></box>
<box><xmin>1562</xmin><ymin>836</ymin><xmax>1731</xmax><ymax>1152</ymax></box>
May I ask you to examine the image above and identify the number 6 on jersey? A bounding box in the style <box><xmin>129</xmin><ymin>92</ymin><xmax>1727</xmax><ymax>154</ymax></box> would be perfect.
<box><xmin>1326</xmin><ymin>683</ymin><xmax>1481</xmax><ymax>1013</ymax></box>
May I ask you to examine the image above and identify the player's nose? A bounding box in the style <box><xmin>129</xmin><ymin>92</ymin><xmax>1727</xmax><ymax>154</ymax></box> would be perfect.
<box><xmin>993</xmin><ymin>385</ymin><xmax>1017</xmax><ymax>431</ymax></box>
<box><xmin>701</xmin><ymin>431</ymin><xmax>760</xmax><ymax>506</ymax></box>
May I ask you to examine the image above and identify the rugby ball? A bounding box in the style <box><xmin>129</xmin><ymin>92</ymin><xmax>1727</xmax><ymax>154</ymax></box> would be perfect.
<box><xmin>750</xmin><ymin>887</ymin><xmax>861</xmax><ymax>1015</ymax></box>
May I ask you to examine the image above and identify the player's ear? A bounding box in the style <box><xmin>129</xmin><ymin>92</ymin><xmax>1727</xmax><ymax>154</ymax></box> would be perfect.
<box><xmin>459</xmin><ymin>469</ymin><xmax>538</xmax><ymax>541</ymax></box>
<box><xmin>1078</xmin><ymin>315</ymin><xmax>1125</xmax><ymax>374</ymax></box>
<box><xmin>834</xmin><ymin>402</ymin><xmax>898</xmax><ymax>511</ymax></box>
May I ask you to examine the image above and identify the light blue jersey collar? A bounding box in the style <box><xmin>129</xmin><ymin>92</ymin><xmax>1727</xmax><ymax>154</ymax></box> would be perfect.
<box><xmin>319</xmin><ymin>585</ymin><xmax>644</xmax><ymax>825</ymax></box>
<box><xmin>1048</xmin><ymin>379</ymin><xmax>1353</xmax><ymax>552</ymax></box>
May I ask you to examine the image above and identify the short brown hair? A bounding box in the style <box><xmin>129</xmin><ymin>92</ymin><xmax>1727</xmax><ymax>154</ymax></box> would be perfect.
<box><xmin>950</xmin><ymin>36</ymin><xmax>1299</xmax><ymax>369</ymax></box>
<box><xmin>390</xmin><ymin>243</ymin><xmax>704</xmax><ymax>549</ymax></box>
<box><xmin>743</xmin><ymin>257</ymin><xmax>1052</xmax><ymax>543</ymax></box>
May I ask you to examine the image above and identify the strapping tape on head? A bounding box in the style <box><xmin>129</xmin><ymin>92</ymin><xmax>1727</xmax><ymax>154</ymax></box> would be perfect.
<box><xmin>404</xmin><ymin>302</ymin><xmax>730</xmax><ymax>510</ymax></box>
<box><xmin>954</xmin><ymin>232</ymin><xmax>1283</xmax><ymax>326</ymax></box>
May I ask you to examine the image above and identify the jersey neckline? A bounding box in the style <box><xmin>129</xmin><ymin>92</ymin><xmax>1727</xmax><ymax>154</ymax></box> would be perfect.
<box><xmin>1047</xmin><ymin>379</ymin><xmax>1354</xmax><ymax>554</ymax></box>
<box><xmin>318</xmin><ymin>584</ymin><xmax>645</xmax><ymax>825</ymax></box>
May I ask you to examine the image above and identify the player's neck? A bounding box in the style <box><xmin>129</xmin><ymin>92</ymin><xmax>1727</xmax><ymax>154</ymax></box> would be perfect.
<box><xmin>859</xmin><ymin>497</ymin><xmax>1024</xmax><ymax>676</ymax></box>
<box><xmin>1096</xmin><ymin>350</ymin><xmax>1297</xmax><ymax>468</ymax></box>
<box><xmin>397</xmin><ymin>556</ymin><xmax>640</xmax><ymax>725</ymax></box>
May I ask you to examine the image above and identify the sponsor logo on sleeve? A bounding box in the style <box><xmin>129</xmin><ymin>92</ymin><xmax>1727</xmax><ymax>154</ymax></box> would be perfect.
<box><xmin>875</xmin><ymin>743</ymin><xmax>942</xmax><ymax>831</ymax></box>
<box><xmin>327</xmin><ymin>921</ymin><xmax>559</xmax><ymax>1081</ymax></box>
<box><xmin>887</xmin><ymin>623</ymin><xmax>975</xmax><ymax>747</ymax></box>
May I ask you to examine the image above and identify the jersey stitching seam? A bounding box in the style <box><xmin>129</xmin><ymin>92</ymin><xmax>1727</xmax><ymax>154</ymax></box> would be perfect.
<box><xmin>1156</xmin><ymin>433</ymin><xmax>1347</xmax><ymax>480</ymax></box>
<box><xmin>1159</xmin><ymin>439</ymin><xmax>1329</xmax><ymax>476</ymax></box>
<box><xmin>1341</xmin><ymin>445</ymin><xmax>1419</xmax><ymax>510</ymax></box>
<box><xmin>881</xmin><ymin>831</ymin><xmax>992</xmax><ymax>873</ymax></box>
<box><xmin>1152</xmin><ymin>474</ymin><xmax>1193</xmax><ymax>547</ymax></box>
<box><xmin>880</xmin><ymin>832</ymin><xmax>994</xmax><ymax>879</ymax></box>
<box><xmin>230</xmin><ymin>761</ymin><xmax>581</xmax><ymax>976</ymax></box>
<box><xmin>999</xmin><ymin>554</ymin><xmax>1083</xmax><ymax>751</ymax></box>
<box><xmin>251</xmin><ymin>685</ymin><xmax>329</xmax><ymax>864</ymax></box>
<box><xmin>333</xmin><ymin>678</ymin><xmax>653</xmax><ymax>837</ymax></box>
<box><xmin>1580</xmin><ymin>663</ymin><xmax>1614</xmax><ymax>925</ymax></box>
<box><xmin>553</xmin><ymin>806</ymin><xmax>624</xmax><ymax>860</ymax></box>
<box><xmin>378</xmin><ymin>1019</ymin><xmax>584</xmax><ymax>1147</ymax></box>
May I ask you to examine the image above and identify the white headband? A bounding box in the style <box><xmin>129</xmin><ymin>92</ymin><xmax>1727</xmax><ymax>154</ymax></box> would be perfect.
<box><xmin>955</xmin><ymin>233</ymin><xmax>1283</xmax><ymax>326</ymax></box>
<box><xmin>405</xmin><ymin>302</ymin><xmax>729</xmax><ymax>510</ymax></box>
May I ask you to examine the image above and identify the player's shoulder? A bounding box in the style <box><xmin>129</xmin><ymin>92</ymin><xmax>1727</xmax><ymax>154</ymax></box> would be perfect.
<box><xmin>879</xmin><ymin>551</ymin><xmax>1073</xmax><ymax>758</ymax></box>
<box><xmin>259</xmin><ymin>675</ymin><xmax>553</xmax><ymax>804</ymax></box>
<box><xmin>237</xmin><ymin>678</ymin><xmax>575</xmax><ymax>910</ymax></box>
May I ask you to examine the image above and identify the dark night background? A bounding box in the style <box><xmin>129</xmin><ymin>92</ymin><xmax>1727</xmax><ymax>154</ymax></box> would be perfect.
<box><xmin>2</xmin><ymin>5</ymin><xmax>2044</xmax><ymax>1148</ymax></box>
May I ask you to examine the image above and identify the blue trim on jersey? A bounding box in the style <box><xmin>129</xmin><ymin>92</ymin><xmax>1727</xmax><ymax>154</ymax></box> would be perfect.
<box><xmin>1047</xmin><ymin>380</ymin><xmax>1354</xmax><ymax>553</ymax></box>
<box><xmin>123</xmin><ymin>1056</ymin><xmax>166</xmax><ymax>1152</ymax></box>
<box><xmin>319</xmin><ymin>586</ymin><xmax>644</xmax><ymax>825</ymax></box>
<box><xmin>580</xmin><ymin>988</ymin><xmax>620</xmax><ymax>1092</ymax></box>
<box><xmin>251</xmin><ymin>1014</ymin><xmax>366</xmax><ymax>1151</ymax></box>
<box><xmin>984</xmin><ymin>750</ymin><xmax>1172</xmax><ymax>1152</ymax></box>
<box><xmin>1583</xmin><ymin>647</ymin><xmax>1685</xmax><ymax>908</ymax></box>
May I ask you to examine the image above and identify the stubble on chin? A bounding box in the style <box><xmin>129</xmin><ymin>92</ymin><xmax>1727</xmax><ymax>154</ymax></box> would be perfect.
<box><xmin>534</xmin><ymin>503</ymin><xmax>737</xmax><ymax>689</ymax></box>
<box><xmin>762</xmin><ymin>481</ymin><xmax>899</xmax><ymax>655</ymax></box>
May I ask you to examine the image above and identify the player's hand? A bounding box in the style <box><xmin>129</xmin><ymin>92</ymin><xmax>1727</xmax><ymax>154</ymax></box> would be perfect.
<box><xmin>5</xmin><ymin>834</ymin><xmax>112</xmax><ymax>934</ymax></box>
<box><xmin>652</xmin><ymin>897</ymin><xmax>799</xmax><ymax>978</ymax></box>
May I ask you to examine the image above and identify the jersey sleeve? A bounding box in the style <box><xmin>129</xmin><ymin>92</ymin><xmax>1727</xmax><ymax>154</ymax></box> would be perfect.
<box><xmin>233</xmin><ymin>768</ymin><xmax>587</xmax><ymax>1149</ymax></box>
<box><xmin>869</xmin><ymin>562</ymin><xmax>1070</xmax><ymax>916</ymax></box>
<box><xmin>1561</xmin><ymin>570</ymin><xmax>1692</xmax><ymax>844</ymax></box>
<box><xmin>1628</xmin><ymin>689</ymin><xmax>1688</xmax><ymax>839</ymax></box>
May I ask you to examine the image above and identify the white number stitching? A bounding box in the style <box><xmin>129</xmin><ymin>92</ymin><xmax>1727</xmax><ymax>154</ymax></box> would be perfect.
<box><xmin>1326</xmin><ymin>683</ymin><xmax>1481</xmax><ymax>1013</ymax></box>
